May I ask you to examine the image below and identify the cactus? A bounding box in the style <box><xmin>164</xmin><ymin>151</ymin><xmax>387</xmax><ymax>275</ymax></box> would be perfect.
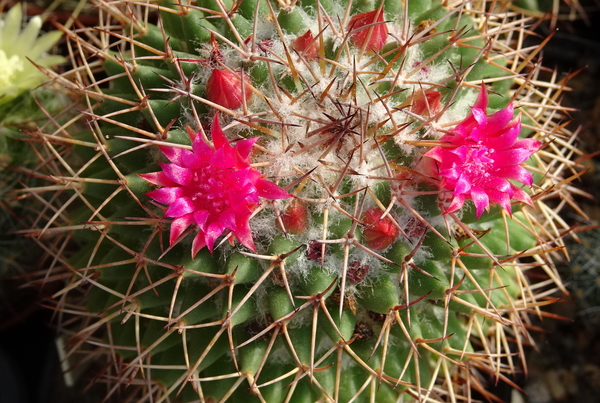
<box><xmin>23</xmin><ymin>0</ymin><xmax>584</xmax><ymax>401</ymax></box>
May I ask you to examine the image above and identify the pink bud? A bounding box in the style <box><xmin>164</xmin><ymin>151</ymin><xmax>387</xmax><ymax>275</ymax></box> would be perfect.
<box><xmin>410</xmin><ymin>90</ymin><xmax>442</xmax><ymax>116</ymax></box>
<box><xmin>206</xmin><ymin>69</ymin><xmax>252</xmax><ymax>110</ymax></box>
<box><xmin>361</xmin><ymin>208</ymin><xmax>399</xmax><ymax>250</ymax></box>
<box><xmin>291</xmin><ymin>30</ymin><xmax>319</xmax><ymax>61</ymax></box>
<box><xmin>278</xmin><ymin>200</ymin><xmax>309</xmax><ymax>234</ymax></box>
<box><xmin>347</xmin><ymin>9</ymin><xmax>388</xmax><ymax>52</ymax></box>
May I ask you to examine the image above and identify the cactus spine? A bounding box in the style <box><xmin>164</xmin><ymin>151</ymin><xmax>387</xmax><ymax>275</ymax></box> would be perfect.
<box><xmin>24</xmin><ymin>0</ymin><xmax>583</xmax><ymax>402</ymax></box>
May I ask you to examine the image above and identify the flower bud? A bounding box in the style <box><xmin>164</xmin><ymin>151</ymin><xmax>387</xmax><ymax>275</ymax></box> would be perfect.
<box><xmin>347</xmin><ymin>10</ymin><xmax>388</xmax><ymax>52</ymax></box>
<box><xmin>291</xmin><ymin>30</ymin><xmax>319</xmax><ymax>61</ymax></box>
<box><xmin>410</xmin><ymin>89</ymin><xmax>442</xmax><ymax>116</ymax></box>
<box><xmin>206</xmin><ymin>68</ymin><xmax>253</xmax><ymax>110</ymax></box>
<box><xmin>278</xmin><ymin>200</ymin><xmax>309</xmax><ymax>234</ymax></box>
<box><xmin>361</xmin><ymin>208</ymin><xmax>399</xmax><ymax>250</ymax></box>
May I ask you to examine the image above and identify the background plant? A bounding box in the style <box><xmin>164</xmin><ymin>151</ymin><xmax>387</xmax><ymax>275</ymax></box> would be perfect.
<box><xmin>20</xmin><ymin>0</ymin><xmax>586</xmax><ymax>401</ymax></box>
<box><xmin>0</xmin><ymin>2</ymin><xmax>69</xmax><ymax>318</ymax></box>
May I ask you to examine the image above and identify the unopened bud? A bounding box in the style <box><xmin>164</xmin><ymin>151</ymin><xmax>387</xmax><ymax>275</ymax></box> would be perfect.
<box><xmin>278</xmin><ymin>200</ymin><xmax>309</xmax><ymax>234</ymax></box>
<box><xmin>361</xmin><ymin>208</ymin><xmax>399</xmax><ymax>250</ymax></box>
<box><xmin>291</xmin><ymin>30</ymin><xmax>319</xmax><ymax>61</ymax></box>
<box><xmin>206</xmin><ymin>69</ymin><xmax>252</xmax><ymax>110</ymax></box>
<box><xmin>348</xmin><ymin>10</ymin><xmax>388</xmax><ymax>52</ymax></box>
<box><xmin>411</xmin><ymin>89</ymin><xmax>442</xmax><ymax>116</ymax></box>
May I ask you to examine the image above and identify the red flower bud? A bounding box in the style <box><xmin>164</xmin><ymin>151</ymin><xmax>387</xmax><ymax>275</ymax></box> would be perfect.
<box><xmin>347</xmin><ymin>9</ymin><xmax>388</xmax><ymax>52</ymax></box>
<box><xmin>361</xmin><ymin>208</ymin><xmax>399</xmax><ymax>250</ymax></box>
<box><xmin>278</xmin><ymin>200</ymin><xmax>309</xmax><ymax>234</ymax></box>
<box><xmin>291</xmin><ymin>30</ymin><xmax>319</xmax><ymax>61</ymax></box>
<box><xmin>206</xmin><ymin>69</ymin><xmax>252</xmax><ymax>110</ymax></box>
<box><xmin>410</xmin><ymin>90</ymin><xmax>442</xmax><ymax>116</ymax></box>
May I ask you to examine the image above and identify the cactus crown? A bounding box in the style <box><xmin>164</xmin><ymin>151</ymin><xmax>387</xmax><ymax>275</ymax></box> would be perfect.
<box><xmin>22</xmin><ymin>0</ymin><xmax>584</xmax><ymax>402</ymax></box>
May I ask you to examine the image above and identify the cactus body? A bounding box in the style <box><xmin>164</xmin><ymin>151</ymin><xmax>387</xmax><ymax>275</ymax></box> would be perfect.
<box><xmin>24</xmin><ymin>0</ymin><xmax>583</xmax><ymax>402</ymax></box>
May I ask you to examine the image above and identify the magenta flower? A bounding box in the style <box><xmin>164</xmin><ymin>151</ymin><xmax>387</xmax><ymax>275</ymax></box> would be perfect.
<box><xmin>424</xmin><ymin>85</ymin><xmax>541</xmax><ymax>218</ymax></box>
<box><xmin>140</xmin><ymin>115</ymin><xmax>290</xmax><ymax>256</ymax></box>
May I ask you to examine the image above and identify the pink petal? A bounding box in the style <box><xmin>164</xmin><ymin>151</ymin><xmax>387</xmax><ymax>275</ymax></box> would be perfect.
<box><xmin>486</xmin><ymin>103</ymin><xmax>514</xmax><ymax>135</ymax></box>
<box><xmin>146</xmin><ymin>187</ymin><xmax>183</xmax><ymax>204</ymax></box>
<box><xmin>493</xmin><ymin>149</ymin><xmax>535</xmax><ymax>166</ymax></box>
<box><xmin>159</xmin><ymin>146</ymin><xmax>194</xmax><ymax>166</ymax></box>
<box><xmin>181</xmin><ymin>151</ymin><xmax>207</xmax><ymax>169</ymax></box>
<box><xmin>459</xmin><ymin>85</ymin><xmax>489</xmax><ymax>128</ymax></box>
<box><xmin>218</xmin><ymin>208</ymin><xmax>237</xmax><ymax>231</ymax></box>
<box><xmin>138</xmin><ymin>172</ymin><xmax>177</xmax><ymax>187</ymax></box>
<box><xmin>193</xmin><ymin>210</ymin><xmax>209</xmax><ymax>232</ymax></box>
<box><xmin>211</xmin><ymin>147</ymin><xmax>236</xmax><ymax>170</ymax></box>
<box><xmin>161</xmin><ymin>162</ymin><xmax>194</xmax><ymax>186</ymax></box>
<box><xmin>471</xmin><ymin>107</ymin><xmax>487</xmax><ymax>126</ymax></box>
<box><xmin>423</xmin><ymin>84</ymin><xmax>540</xmax><ymax>218</ymax></box>
<box><xmin>486</xmin><ymin>189</ymin><xmax>512</xmax><ymax>213</ymax></box>
<box><xmin>165</xmin><ymin>197</ymin><xmax>196</xmax><ymax>218</ymax></box>
<box><xmin>170</xmin><ymin>215</ymin><xmax>193</xmax><ymax>246</ymax></box>
<box><xmin>492</xmin><ymin>165</ymin><xmax>533</xmax><ymax>186</ymax></box>
<box><xmin>210</xmin><ymin>114</ymin><xmax>231</xmax><ymax>150</ymax></box>
<box><xmin>234</xmin><ymin>138</ymin><xmax>258</xmax><ymax>160</ymax></box>
<box><xmin>454</xmin><ymin>173</ymin><xmax>472</xmax><ymax>195</ymax></box>
<box><xmin>235</xmin><ymin>220</ymin><xmax>256</xmax><ymax>252</ymax></box>
<box><xmin>191</xmin><ymin>232</ymin><xmax>207</xmax><ymax>257</ymax></box>
<box><xmin>256</xmin><ymin>179</ymin><xmax>290</xmax><ymax>200</ymax></box>
<box><xmin>511</xmin><ymin>186</ymin><xmax>534</xmax><ymax>207</ymax></box>
<box><xmin>485</xmin><ymin>121</ymin><xmax>521</xmax><ymax>149</ymax></box>
<box><xmin>450</xmin><ymin>145</ymin><xmax>469</xmax><ymax>161</ymax></box>
<box><xmin>192</xmin><ymin>135</ymin><xmax>214</xmax><ymax>159</ymax></box>
<box><xmin>513</xmin><ymin>138</ymin><xmax>542</xmax><ymax>153</ymax></box>
<box><xmin>478</xmin><ymin>176</ymin><xmax>511</xmax><ymax>192</ymax></box>
<box><xmin>446</xmin><ymin>194</ymin><xmax>467</xmax><ymax>215</ymax></box>
<box><xmin>423</xmin><ymin>146</ymin><xmax>445</xmax><ymax>162</ymax></box>
<box><xmin>473</xmin><ymin>84</ymin><xmax>489</xmax><ymax>111</ymax></box>
<box><xmin>228</xmin><ymin>168</ymin><xmax>252</xmax><ymax>190</ymax></box>
<box><xmin>470</xmin><ymin>187</ymin><xmax>490</xmax><ymax>218</ymax></box>
<box><xmin>205</xmin><ymin>222</ymin><xmax>225</xmax><ymax>252</ymax></box>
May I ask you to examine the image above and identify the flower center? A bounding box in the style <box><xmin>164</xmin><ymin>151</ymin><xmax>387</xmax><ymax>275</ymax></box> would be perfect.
<box><xmin>191</xmin><ymin>166</ymin><xmax>231</xmax><ymax>214</ymax></box>
<box><xmin>461</xmin><ymin>143</ymin><xmax>495</xmax><ymax>182</ymax></box>
<box><xmin>0</xmin><ymin>50</ymin><xmax>24</xmax><ymax>91</ymax></box>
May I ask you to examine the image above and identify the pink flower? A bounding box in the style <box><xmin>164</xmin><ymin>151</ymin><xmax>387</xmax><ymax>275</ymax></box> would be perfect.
<box><xmin>347</xmin><ymin>9</ymin><xmax>388</xmax><ymax>52</ymax></box>
<box><xmin>424</xmin><ymin>85</ymin><xmax>541</xmax><ymax>218</ymax></box>
<box><xmin>206</xmin><ymin>69</ymin><xmax>253</xmax><ymax>110</ymax></box>
<box><xmin>140</xmin><ymin>115</ymin><xmax>290</xmax><ymax>256</ymax></box>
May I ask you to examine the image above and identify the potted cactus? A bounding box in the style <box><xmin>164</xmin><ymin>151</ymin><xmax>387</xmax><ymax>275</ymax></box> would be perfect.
<box><xmin>20</xmin><ymin>0</ymin><xmax>584</xmax><ymax>401</ymax></box>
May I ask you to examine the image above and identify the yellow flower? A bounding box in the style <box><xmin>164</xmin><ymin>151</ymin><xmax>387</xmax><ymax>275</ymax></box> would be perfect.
<box><xmin>0</xmin><ymin>5</ymin><xmax>64</xmax><ymax>103</ymax></box>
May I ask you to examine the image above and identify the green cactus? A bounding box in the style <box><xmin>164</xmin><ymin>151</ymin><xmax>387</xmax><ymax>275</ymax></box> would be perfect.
<box><xmin>22</xmin><ymin>0</ymin><xmax>583</xmax><ymax>401</ymax></box>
